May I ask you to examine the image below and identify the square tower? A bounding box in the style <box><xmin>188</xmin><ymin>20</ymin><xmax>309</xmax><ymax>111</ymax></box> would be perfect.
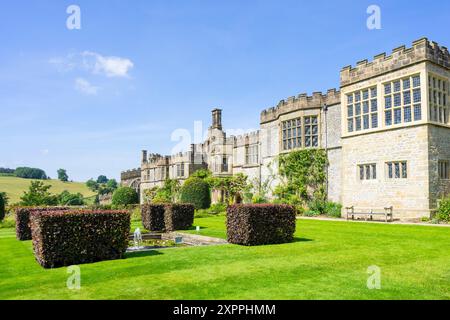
<box><xmin>340</xmin><ymin>38</ymin><xmax>450</xmax><ymax>220</ymax></box>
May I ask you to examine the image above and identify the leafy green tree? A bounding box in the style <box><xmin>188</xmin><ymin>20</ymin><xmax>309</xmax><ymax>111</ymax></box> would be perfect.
<box><xmin>111</xmin><ymin>187</ymin><xmax>139</xmax><ymax>206</ymax></box>
<box><xmin>58</xmin><ymin>190</ymin><xmax>84</xmax><ymax>206</ymax></box>
<box><xmin>152</xmin><ymin>179</ymin><xmax>181</xmax><ymax>203</ymax></box>
<box><xmin>97</xmin><ymin>175</ymin><xmax>109</xmax><ymax>184</ymax></box>
<box><xmin>86</xmin><ymin>179</ymin><xmax>99</xmax><ymax>191</ymax></box>
<box><xmin>0</xmin><ymin>192</ymin><xmax>9</xmax><ymax>207</ymax></box>
<box><xmin>15</xmin><ymin>167</ymin><xmax>47</xmax><ymax>180</ymax></box>
<box><xmin>208</xmin><ymin>173</ymin><xmax>250</xmax><ymax>204</ymax></box>
<box><xmin>20</xmin><ymin>181</ymin><xmax>58</xmax><ymax>206</ymax></box>
<box><xmin>180</xmin><ymin>177</ymin><xmax>211</xmax><ymax>209</ymax></box>
<box><xmin>106</xmin><ymin>179</ymin><xmax>118</xmax><ymax>190</ymax></box>
<box><xmin>0</xmin><ymin>193</ymin><xmax>5</xmax><ymax>221</ymax></box>
<box><xmin>57</xmin><ymin>169</ymin><xmax>69</xmax><ymax>182</ymax></box>
<box><xmin>191</xmin><ymin>169</ymin><xmax>212</xmax><ymax>180</ymax></box>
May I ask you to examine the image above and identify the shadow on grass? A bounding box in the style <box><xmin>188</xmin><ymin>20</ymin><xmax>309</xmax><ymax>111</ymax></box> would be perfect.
<box><xmin>292</xmin><ymin>237</ymin><xmax>313</xmax><ymax>243</ymax></box>
<box><xmin>125</xmin><ymin>250</ymin><xmax>164</xmax><ymax>259</ymax></box>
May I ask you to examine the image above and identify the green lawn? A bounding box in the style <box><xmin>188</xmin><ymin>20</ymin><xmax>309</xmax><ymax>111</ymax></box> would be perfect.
<box><xmin>0</xmin><ymin>216</ymin><xmax>449</xmax><ymax>300</ymax></box>
<box><xmin>0</xmin><ymin>176</ymin><xmax>96</xmax><ymax>204</ymax></box>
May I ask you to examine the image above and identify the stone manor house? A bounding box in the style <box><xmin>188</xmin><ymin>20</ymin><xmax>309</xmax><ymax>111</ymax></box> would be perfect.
<box><xmin>121</xmin><ymin>38</ymin><xmax>450</xmax><ymax>220</ymax></box>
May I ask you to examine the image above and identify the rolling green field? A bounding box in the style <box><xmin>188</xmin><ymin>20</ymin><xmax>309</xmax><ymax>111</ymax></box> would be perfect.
<box><xmin>0</xmin><ymin>216</ymin><xmax>449</xmax><ymax>300</ymax></box>
<box><xmin>0</xmin><ymin>176</ymin><xmax>96</xmax><ymax>204</ymax></box>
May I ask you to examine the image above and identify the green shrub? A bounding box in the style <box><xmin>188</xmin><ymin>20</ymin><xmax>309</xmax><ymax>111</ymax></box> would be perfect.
<box><xmin>58</xmin><ymin>191</ymin><xmax>84</xmax><ymax>206</ymax></box>
<box><xmin>325</xmin><ymin>202</ymin><xmax>343</xmax><ymax>218</ymax></box>
<box><xmin>306</xmin><ymin>200</ymin><xmax>342</xmax><ymax>218</ymax></box>
<box><xmin>437</xmin><ymin>198</ymin><xmax>450</xmax><ymax>222</ymax></box>
<box><xmin>208</xmin><ymin>202</ymin><xmax>227</xmax><ymax>214</ymax></box>
<box><xmin>180</xmin><ymin>177</ymin><xmax>211</xmax><ymax>210</ymax></box>
<box><xmin>30</xmin><ymin>209</ymin><xmax>130</xmax><ymax>268</ymax></box>
<box><xmin>0</xmin><ymin>193</ymin><xmax>5</xmax><ymax>221</ymax></box>
<box><xmin>112</xmin><ymin>187</ymin><xmax>139</xmax><ymax>206</ymax></box>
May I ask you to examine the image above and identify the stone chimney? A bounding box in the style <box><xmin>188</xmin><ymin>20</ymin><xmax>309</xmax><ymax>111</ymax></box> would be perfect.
<box><xmin>211</xmin><ymin>109</ymin><xmax>222</xmax><ymax>130</ymax></box>
<box><xmin>142</xmin><ymin>150</ymin><xmax>148</xmax><ymax>163</ymax></box>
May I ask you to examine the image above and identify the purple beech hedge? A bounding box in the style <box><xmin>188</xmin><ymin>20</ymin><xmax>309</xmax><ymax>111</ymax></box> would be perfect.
<box><xmin>30</xmin><ymin>210</ymin><xmax>131</xmax><ymax>269</ymax></box>
<box><xmin>164</xmin><ymin>204</ymin><xmax>195</xmax><ymax>232</ymax></box>
<box><xmin>141</xmin><ymin>203</ymin><xmax>195</xmax><ymax>232</ymax></box>
<box><xmin>15</xmin><ymin>207</ymin><xmax>71</xmax><ymax>241</ymax></box>
<box><xmin>227</xmin><ymin>204</ymin><xmax>296</xmax><ymax>246</ymax></box>
<box><xmin>141</xmin><ymin>204</ymin><xmax>166</xmax><ymax>231</ymax></box>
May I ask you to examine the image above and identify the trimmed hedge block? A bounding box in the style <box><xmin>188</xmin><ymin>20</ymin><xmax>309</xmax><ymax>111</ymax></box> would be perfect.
<box><xmin>164</xmin><ymin>204</ymin><xmax>195</xmax><ymax>231</ymax></box>
<box><xmin>15</xmin><ymin>207</ymin><xmax>69</xmax><ymax>241</ymax></box>
<box><xmin>30</xmin><ymin>210</ymin><xmax>130</xmax><ymax>268</ymax></box>
<box><xmin>141</xmin><ymin>204</ymin><xmax>166</xmax><ymax>231</ymax></box>
<box><xmin>227</xmin><ymin>204</ymin><xmax>296</xmax><ymax>246</ymax></box>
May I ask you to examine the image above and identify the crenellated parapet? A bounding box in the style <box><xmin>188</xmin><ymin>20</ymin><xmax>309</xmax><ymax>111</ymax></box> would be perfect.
<box><xmin>340</xmin><ymin>38</ymin><xmax>450</xmax><ymax>87</ymax></box>
<box><xmin>260</xmin><ymin>89</ymin><xmax>340</xmax><ymax>124</ymax></box>
<box><xmin>120</xmin><ymin>168</ymin><xmax>141</xmax><ymax>181</ymax></box>
<box><xmin>234</xmin><ymin>130</ymin><xmax>260</xmax><ymax>147</ymax></box>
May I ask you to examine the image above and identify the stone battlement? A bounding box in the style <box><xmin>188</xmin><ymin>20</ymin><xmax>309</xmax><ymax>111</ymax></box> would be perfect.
<box><xmin>120</xmin><ymin>168</ymin><xmax>141</xmax><ymax>181</ymax></box>
<box><xmin>341</xmin><ymin>38</ymin><xmax>450</xmax><ymax>87</ymax></box>
<box><xmin>260</xmin><ymin>89</ymin><xmax>340</xmax><ymax>124</ymax></box>
<box><xmin>234</xmin><ymin>131</ymin><xmax>260</xmax><ymax>147</ymax></box>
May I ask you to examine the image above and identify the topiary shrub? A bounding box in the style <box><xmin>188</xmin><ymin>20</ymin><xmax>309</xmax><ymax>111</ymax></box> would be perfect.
<box><xmin>227</xmin><ymin>204</ymin><xmax>296</xmax><ymax>246</ymax></box>
<box><xmin>112</xmin><ymin>187</ymin><xmax>139</xmax><ymax>207</ymax></box>
<box><xmin>0</xmin><ymin>193</ymin><xmax>5</xmax><ymax>222</ymax></box>
<box><xmin>141</xmin><ymin>204</ymin><xmax>166</xmax><ymax>231</ymax></box>
<box><xmin>15</xmin><ymin>207</ymin><xmax>70</xmax><ymax>241</ymax></box>
<box><xmin>437</xmin><ymin>198</ymin><xmax>450</xmax><ymax>222</ymax></box>
<box><xmin>30</xmin><ymin>210</ymin><xmax>130</xmax><ymax>268</ymax></box>
<box><xmin>180</xmin><ymin>177</ymin><xmax>211</xmax><ymax>210</ymax></box>
<box><xmin>164</xmin><ymin>204</ymin><xmax>195</xmax><ymax>231</ymax></box>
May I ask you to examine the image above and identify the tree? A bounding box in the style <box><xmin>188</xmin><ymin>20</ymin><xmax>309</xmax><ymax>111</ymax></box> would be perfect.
<box><xmin>208</xmin><ymin>173</ymin><xmax>250</xmax><ymax>205</ymax></box>
<box><xmin>97</xmin><ymin>175</ymin><xmax>108</xmax><ymax>184</ymax></box>
<box><xmin>86</xmin><ymin>179</ymin><xmax>99</xmax><ymax>192</ymax></box>
<box><xmin>111</xmin><ymin>187</ymin><xmax>139</xmax><ymax>206</ymax></box>
<box><xmin>20</xmin><ymin>181</ymin><xmax>58</xmax><ymax>206</ymax></box>
<box><xmin>106</xmin><ymin>179</ymin><xmax>118</xmax><ymax>190</ymax></box>
<box><xmin>15</xmin><ymin>167</ymin><xmax>47</xmax><ymax>180</ymax></box>
<box><xmin>57</xmin><ymin>169</ymin><xmax>69</xmax><ymax>182</ymax></box>
<box><xmin>191</xmin><ymin>169</ymin><xmax>212</xmax><ymax>180</ymax></box>
<box><xmin>0</xmin><ymin>193</ymin><xmax>5</xmax><ymax>221</ymax></box>
<box><xmin>58</xmin><ymin>190</ymin><xmax>84</xmax><ymax>206</ymax></box>
<box><xmin>152</xmin><ymin>179</ymin><xmax>180</xmax><ymax>203</ymax></box>
<box><xmin>0</xmin><ymin>192</ymin><xmax>9</xmax><ymax>207</ymax></box>
<box><xmin>180</xmin><ymin>177</ymin><xmax>211</xmax><ymax>209</ymax></box>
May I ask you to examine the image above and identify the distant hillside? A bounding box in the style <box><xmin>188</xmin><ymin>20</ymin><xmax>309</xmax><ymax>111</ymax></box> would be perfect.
<box><xmin>0</xmin><ymin>176</ymin><xmax>96</xmax><ymax>204</ymax></box>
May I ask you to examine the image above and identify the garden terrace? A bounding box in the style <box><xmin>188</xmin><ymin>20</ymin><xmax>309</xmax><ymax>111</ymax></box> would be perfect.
<box><xmin>0</xmin><ymin>216</ymin><xmax>449</xmax><ymax>299</ymax></box>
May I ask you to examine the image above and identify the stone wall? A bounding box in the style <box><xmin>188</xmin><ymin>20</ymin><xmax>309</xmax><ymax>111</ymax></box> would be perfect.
<box><xmin>428</xmin><ymin>125</ymin><xmax>450</xmax><ymax>211</ymax></box>
<box><xmin>341</xmin><ymin>125</ymin><xmax>430</xmax><ymax>220</ymax></box>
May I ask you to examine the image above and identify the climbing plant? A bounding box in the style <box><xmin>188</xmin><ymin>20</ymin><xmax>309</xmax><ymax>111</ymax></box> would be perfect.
<box><xmin>275</xmin><ymin>149</ymin><xmax>328</xmax><ymax>205</ymax></box>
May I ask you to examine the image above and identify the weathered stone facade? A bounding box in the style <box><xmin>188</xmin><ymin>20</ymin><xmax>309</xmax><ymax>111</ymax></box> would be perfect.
<box><xmin>121</xmin><ymin>38</ymin><xmax>450</xmax><ymax>220</ymax></box>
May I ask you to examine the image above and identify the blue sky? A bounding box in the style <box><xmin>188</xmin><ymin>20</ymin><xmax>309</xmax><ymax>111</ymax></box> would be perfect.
<box><xmin>0</xmin><ymin>0</ymin><xmax>449</xmax><ymax>181</ymax></box>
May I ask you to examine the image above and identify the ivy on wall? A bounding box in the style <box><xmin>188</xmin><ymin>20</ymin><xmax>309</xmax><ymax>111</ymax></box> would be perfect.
<box><xmin>275</xmin><ymin>149</ymin><xmax>328</xmax><ymax>205</ymax></box>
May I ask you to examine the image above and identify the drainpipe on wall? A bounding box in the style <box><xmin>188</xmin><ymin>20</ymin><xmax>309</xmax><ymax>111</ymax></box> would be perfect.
<box><xmin>323</xmin><ymin>104</ymin><xmax>329</xmax><ymax>201</ymax></box>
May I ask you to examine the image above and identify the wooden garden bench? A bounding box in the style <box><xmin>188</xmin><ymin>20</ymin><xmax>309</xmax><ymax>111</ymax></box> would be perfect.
<box><xmin>345</xmin><ymin>206</ymin><xmax>394</xmax><ymax>223</ymax></box>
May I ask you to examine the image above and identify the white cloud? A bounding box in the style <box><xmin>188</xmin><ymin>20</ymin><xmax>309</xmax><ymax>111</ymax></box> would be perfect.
<box><xmin>74</xmin><ymin>78</ymin><xmax>99</xmax><ymax>95</ymax></box>
<box><xmin>49</xmin><ymin>51</ymin><xmax>134</xmax><ymax>78</ymax></box>
<box><xmin>81</xmin><ymin>51</ymin><xmax>134</xmax><ymax>78</ymax></box>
